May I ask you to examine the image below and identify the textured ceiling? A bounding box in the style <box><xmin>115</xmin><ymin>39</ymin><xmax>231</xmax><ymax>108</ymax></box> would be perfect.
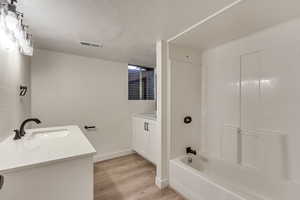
<box><xmin>18</xmin><ymin>0</ymin><xmax>237</xmax><ymax>66</ymax></box>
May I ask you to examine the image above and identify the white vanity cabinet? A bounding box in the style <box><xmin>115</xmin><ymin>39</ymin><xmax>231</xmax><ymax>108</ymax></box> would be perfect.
<box><xmin>132</xmin><ymin>117</ymin><xmax>148</xmax><ymax>157</ymax></box>
<box><xmin>0</xmin><ymin>126</ymin><xmax>96</xmax><ymax>200</ymax></box>
<box><xmin>132</xmin><ymin>114</ymin><xmax>158</xmax><ymax>165</ymax></box>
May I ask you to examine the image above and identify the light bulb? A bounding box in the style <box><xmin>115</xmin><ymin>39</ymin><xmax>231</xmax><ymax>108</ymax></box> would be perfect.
<box><xmin>0</xmin><ymin>8</ymin><xmax>6</xmax><ymax>30</ymax></box>
<box><xmin>21</xmin><ymin>41</ymin><xmax>33</xmax><ymax>56</ymax></box>
<box><xmin>18</xmin><ymin>25</ymin><xmax>28</xmax><ymax>53</ymax></box>
<box><xmin>0</xmin><ymin>28</ymin><xmax>16</xmax><ymax>51</ymax></box>
<box><xmin>5</xmin><ymin>10</ymin><xmax>18</xmax><ymax>33</ymax></box>
<box><xmin>20</xmin><ymin>32</ymin><xmax>33</xmax><ymax>56</ymax></box>
<box><xmin>14</xmin><ymin>20</ymin><xmax>23</xmax><ymax>43</ymax></box>
<box><xmin>0</xmin><ymin>6</ymin><xmax>17</xmax><ymax>51</ymax></box>
<box><xmin>22</xmin><ymin>45</ymin><xmax>33</xmax><ymax>56</ymax></box>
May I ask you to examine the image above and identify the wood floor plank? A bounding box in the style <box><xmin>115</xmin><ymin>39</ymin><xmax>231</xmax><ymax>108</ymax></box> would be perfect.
<box><xmin>94</xmin><ymin>153</ymin><xmax>185</xmax><ymax>200</ymax></box>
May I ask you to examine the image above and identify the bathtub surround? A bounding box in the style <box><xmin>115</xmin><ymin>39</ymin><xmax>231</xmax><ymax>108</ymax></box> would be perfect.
<box><xmin>155</xmin><ymin>43</ymin><xmax>203</xmax><ymax>189</ymax></box>
<box><xmin>166</xmin><ymin>16</ymin><xmax>300</xmax><ymax>200</ymax></box>
<box><xmin>30</xmin><ymin>49</ymin><xmax>155</xmax><ymax>161</ymax></box>
<box><xmin>0</xmin><ymin>48</ymin><xmax>31</xmax><ymax>142</ymax></box>
<box><xmin>168</xmin><ymin>44</ymin><xmax>202</xmax><ymax>159</ymax></box>
<box><xmin>201</xmin><ymin>17</ymin><xmax>300</xmax><ymax>184</ymax></box>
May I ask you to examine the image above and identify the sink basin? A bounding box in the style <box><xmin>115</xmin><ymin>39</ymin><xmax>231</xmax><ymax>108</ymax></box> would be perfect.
<box><xmin>30</xmin><ymin>129</ymin><xmax>70</xmax><ymax>139</ymax></box>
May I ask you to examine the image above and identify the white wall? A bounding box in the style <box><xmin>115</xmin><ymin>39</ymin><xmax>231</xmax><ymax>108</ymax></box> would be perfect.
<box><xmin>155</xmin><ymin>40</ymin><xmax>169</xmax><ymax>188</ymax></box>
<box><xmin>168</xmin><ymin>45</ymin><xmax>202</xmax><ymax>159</ymax></box>
<box><xmin>0</xmin><ymin>48</ymin><xmax>31</xmax><ymax>142</ymax></box>
<box><xmin>201</xmin><ymin>18</ymin><xmax>300</xmax><ymax>198</ymax></box>
<box><xmin>30</xmin><ymin>49</ymin><xmax>155</xmax><ymax>159</ymax></box>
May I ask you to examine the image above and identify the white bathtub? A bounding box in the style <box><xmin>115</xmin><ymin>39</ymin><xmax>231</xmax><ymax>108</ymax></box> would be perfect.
<box><xmin>169</xmin><ymin>156</ymin><xmax>284</xmax><ymax>200</ymax></box>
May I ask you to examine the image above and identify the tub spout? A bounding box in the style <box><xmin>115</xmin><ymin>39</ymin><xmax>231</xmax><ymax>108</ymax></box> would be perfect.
<box><xmin>186</xmin><ymin>147</ymin><xmax>197</xmax><ymax>155</ymax></box>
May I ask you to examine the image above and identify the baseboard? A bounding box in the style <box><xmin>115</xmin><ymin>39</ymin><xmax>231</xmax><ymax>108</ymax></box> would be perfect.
<box><xmin>155</xmin><ymin>176</ymin><xmax>169</xmax><ymax>189</ymax></box>
<box><xmin>93</xmin><ymin>149</ymin><xmax>134</xmax><ymax>163</ymax></box>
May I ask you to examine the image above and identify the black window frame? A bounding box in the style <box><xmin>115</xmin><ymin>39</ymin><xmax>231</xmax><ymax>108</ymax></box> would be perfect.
<box><xmin>128</xmin><ymin>64</ymin><xmax>155</xmax><ymax>100</ymax></box>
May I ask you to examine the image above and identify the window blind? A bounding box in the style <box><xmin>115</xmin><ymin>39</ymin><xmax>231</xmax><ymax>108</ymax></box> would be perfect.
<box><xmin>128</xmin><ymin>65</ymin><xmax>155</xmax><ymax>100</ymax></box>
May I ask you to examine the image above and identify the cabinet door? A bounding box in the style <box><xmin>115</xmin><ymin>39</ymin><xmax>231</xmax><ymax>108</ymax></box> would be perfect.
<box><xmin>132</xmin><ymin>117</ymin><xmax>147</xmax><ymax>157</ymax></box>
<box><xmin>0</xmin><ymin>158</ymin><xmax>94</xmax><ymax>200</ymax></box>
<box><xmin>146</xmin><ymin>120</ymin><xmax>158</xmax><ymax>165</ymax></box>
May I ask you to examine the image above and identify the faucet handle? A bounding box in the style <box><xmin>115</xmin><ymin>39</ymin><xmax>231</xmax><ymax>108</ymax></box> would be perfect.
<box><xmin>13</xmin><ymin>129</ymin><xmax>21</xmax><ymax>140</ymax></box>
<box><xmin>0</xmin><ymin>175</ymin><xmax>4</xmax><ymax>190</ymax></box>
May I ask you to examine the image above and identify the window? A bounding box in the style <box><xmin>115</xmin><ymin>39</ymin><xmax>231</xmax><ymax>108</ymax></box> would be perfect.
<box><xmin>128</xmin><ymin>65</ymin><xmax>155</xmax><ymax>100</ymax></box>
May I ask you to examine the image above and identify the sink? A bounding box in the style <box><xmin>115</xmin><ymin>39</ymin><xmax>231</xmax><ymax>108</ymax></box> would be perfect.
<box><xmin>30</xmin><ymin>129</ymin><xmax>70</xmax><ymax>139</ymax></box>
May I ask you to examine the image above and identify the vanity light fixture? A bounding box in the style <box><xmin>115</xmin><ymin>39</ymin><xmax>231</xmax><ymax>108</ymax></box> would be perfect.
<box><xmin>0</xmin><ymin>6</ymin><xmax>15</xmax><ymax>50</ymax></box>
<box><xmin>0</xmin><ymin>0</ymin><xmax>33</xmax><ymax>56</ymax></box>
<box><xmin>5</xmin><ymin>1</ymin><xmax>18</xmax><ymax>33</ymax></box>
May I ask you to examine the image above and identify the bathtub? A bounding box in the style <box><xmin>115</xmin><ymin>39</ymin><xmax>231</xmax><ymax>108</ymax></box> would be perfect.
<box><xmin>169</xmin><ymin>156</ymin><xmax>284</xmax><ymax>200</ymax></box>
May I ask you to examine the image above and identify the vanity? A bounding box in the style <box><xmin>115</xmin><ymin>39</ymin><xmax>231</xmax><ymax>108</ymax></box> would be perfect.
<box><xmin>0</xmin><ymin>126</ymin><xmax>96</xmax><ymax>200</ymax></box>
<box><xmin>132</xmin><ymin>113</ymin><xmax>158</xmax><ymax>165</ymax></box>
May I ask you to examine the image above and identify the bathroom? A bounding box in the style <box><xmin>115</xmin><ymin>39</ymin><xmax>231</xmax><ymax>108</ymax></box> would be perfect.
<box><xmin>1</xmin><ymin>0</ymin><xmax>300</xmax><ymax>199</ymax></box>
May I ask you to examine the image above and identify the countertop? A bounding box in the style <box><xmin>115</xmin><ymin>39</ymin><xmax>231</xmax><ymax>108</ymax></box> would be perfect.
<box><xmin>0</xmin><ymin>125</ymin><xmax>96</xmax><ymax>173</ymax></box>
<box><xmin>133</xmin><ymin>112</ymin><xmax>157</xmax><ymax>121</ymax></box>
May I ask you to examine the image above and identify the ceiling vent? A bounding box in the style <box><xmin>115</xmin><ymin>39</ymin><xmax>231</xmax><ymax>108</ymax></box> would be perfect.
<box><xmin>80</xmin><ymin>41</ymin><xmax>102</xmax><ymax>48</ymax></box>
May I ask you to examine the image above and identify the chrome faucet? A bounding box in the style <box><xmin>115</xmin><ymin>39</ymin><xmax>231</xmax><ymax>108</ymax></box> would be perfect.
<box><xmin>14</xmin><ymin>118</ymin><xmax>42</xmax><ymax>140</ymax></box>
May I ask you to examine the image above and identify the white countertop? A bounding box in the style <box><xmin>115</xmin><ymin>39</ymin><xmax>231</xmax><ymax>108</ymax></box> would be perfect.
<box><xmin>0</xmin><ymin>125</ymin><xmax>96</xmax><ymax>173</ymax></box>
<box><xmin>133</xmin><ymin>112</ymin><xmax>157</xmax><ymax>121</ymax></box>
